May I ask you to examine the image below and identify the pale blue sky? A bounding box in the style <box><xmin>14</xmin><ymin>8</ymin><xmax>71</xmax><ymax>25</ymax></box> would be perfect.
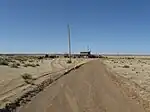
<box><xmin>0</xmin><ymin>0</ymin><xmax>150</xmax><ymax>54</ymax></box>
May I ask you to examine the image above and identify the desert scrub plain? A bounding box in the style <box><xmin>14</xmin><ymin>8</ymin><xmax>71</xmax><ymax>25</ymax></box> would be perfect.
<box><xmin>103</xmin><ymin>56</ymin><xmax>150</xmax><ymax>111</ymax></box>
<box><xmin>0</xmin><ymin>55</ymin><xmax>89</xmax><ymax>108</ymax></box>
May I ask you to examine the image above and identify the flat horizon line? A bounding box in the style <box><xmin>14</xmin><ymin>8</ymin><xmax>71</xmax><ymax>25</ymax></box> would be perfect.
<box><xmin>0</xmin><ymin>53</ymin><xmax>150</xmax><ymax>56</ymax></box>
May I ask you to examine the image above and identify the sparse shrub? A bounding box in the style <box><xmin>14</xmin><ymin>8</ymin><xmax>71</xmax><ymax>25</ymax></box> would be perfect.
<box><xmin>121</xmin><ymin>61</ymin><xmax>124</xmax><ymax>64</ymax></box>
<box><xmin>64</xmin><ymin>54</ymin><xmax>69</xmax><ymax>58</ymax></box>
<box><xmin>21</xmin><ymin>73</ymin><xmax>34</xmax><ymax>85</ymax></box>
<box><xmin>20</xmin><ymin>61</ymin><xmax>25</xmax><ymax>64</ymax></box>
<box><xmin>14</xmin><ymin>56</ymin><xmax>28</xmax><ymax>62</ymax></box>
<box><xmin>67</xmin><ymin>60</ymin><xmax>72</xmax><ymax>64</ymax></box>
<box><xmin>113</xmin><ymin>66</ymin><xmax>116</xmax><ymax>68</ymax></box>
<box><xmin>73</xmin><ymin>56</ymin><xmax>76</xmax><ymax>58</ymax></box>
<box><xmin>36</xmin><ymin>63</ymin><xmax>40</xmax><ymax>66</ymax></box>
<box><xmin>10</xmin><ymin>63</ymin><xmax>20</xmax><ymax>68</ymax></box>
<box><xmin>0</xmin><ymin>59</ymin><xmax>9</xmax><ymax>66</ymax></box>
<box><xmin>23</xmin><ymin>64</ymin><xmax>28</xmax><ymax>67</ymax></box>
<box><xmin>114</xmin><ymin>61</ymin><xmax>118</xmax><ymax>63</ymax></box>
<box><xmin>23</xmin><ymin>63</ymin><xmax>36</xmax><ymax>67</ymax></box>
<box><xmin>49</xmin><ymin>55</ymin><xmax>57</xmax><ymax>58</ymax></box>
<box><xmin>126</xmin><ymin>57</ymin><xmax>134</xmax><ymax>59</ymax></box>
<box><xmin>38</xmin><ymin>56</ymin><xmax>44</xmax><ymax>59</ymax></box>
<box><xmin>22</xmin><ymin>73</ymin><xmax>32</xmax><ymax>80</ymax></box>
<box><xmin>10</xmin><ymin>60</ymin><xmax>16</xmax><ymax>63</ymax></box>
<box><xmin>30</xmin><ymin>64</ymin><xmax>36</xmax><ymax>67</ymax></box>
<box><xmin>29</xmin><ymin>60</ymin><xmax>34</xmax><ymax>62</ymax></box>
<box><xmin>123</xmin><ymin>65</ymin><xmax>130</xmax><ymax>68</ymax></box>
<box><xmin>77</xmin><ymin>55</ymin><xmax>81</xmax><ymax>58</ymax></box>
<box><xmin>5</xmin><ymin>58</ymin><xmax>13</xmax><ymax>62</ymax></box>
<box><xmin>98</xmin><ymin>55</ymin><xmax>105</xmax><ymax>58</ymax></box>
<box><xmin>16</xmin><ymin>63</ymin><xmax>20</xmax><ymax>66</ymax></box>
<box><xmin>24</xmin><ymin>80</ymin><xmax>34</xmax><ymax>85</ymax></box>
<box><xmin>132</xmin><ymin>68</ymin><xmax>135</xmax><ymax>71</ymax></box>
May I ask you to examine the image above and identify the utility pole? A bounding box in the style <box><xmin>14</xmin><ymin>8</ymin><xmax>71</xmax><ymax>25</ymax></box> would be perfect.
<box><xmin>87</xmin><ymin>45</ymin><xmax>90</xmax><ymax>52</ymax></box>
<box><xmin>68</xmin><ymin>24</ymin><xmax>72</xmax><ymax>63</ymax></box>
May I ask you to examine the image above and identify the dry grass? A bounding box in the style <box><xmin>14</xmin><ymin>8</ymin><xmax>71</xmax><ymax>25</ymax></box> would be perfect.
<box><xmin>0</xmin><ymin>56</ymin><xmax>40</xmax><ymax>69</ymax></box>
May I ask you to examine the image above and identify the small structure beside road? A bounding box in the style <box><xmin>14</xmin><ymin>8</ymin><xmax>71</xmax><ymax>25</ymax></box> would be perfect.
<box><xmin>80</xmin><ymin>51</ymin><xmax>91</xmax><ymax>56</ymax></box>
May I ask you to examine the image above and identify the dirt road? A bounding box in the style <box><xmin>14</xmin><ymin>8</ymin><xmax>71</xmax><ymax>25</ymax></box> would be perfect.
<box><xmin>18</xmin><ymin>60</ymin><xmax>145</xmax><ymax>112</ymax></box>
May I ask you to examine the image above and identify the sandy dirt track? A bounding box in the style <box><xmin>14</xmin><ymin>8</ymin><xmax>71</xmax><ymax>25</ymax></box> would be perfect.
<box><xmin>18</xmin><ymin>60</ymin><xmax>145</xmax><ymax>112</ymax></box>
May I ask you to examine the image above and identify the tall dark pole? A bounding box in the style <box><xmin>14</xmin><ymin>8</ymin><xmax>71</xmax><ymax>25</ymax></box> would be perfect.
<box><xmin>68</xmin><ymin>24</ymin><xmax>72</xmax><ymax>62</ymax></box>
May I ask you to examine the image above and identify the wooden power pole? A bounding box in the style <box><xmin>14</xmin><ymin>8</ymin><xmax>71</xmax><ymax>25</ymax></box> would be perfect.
<box><xmin>68</xmin><ymin>24</ymin><xmax>72</xmax><ymax>63</ymax></box>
